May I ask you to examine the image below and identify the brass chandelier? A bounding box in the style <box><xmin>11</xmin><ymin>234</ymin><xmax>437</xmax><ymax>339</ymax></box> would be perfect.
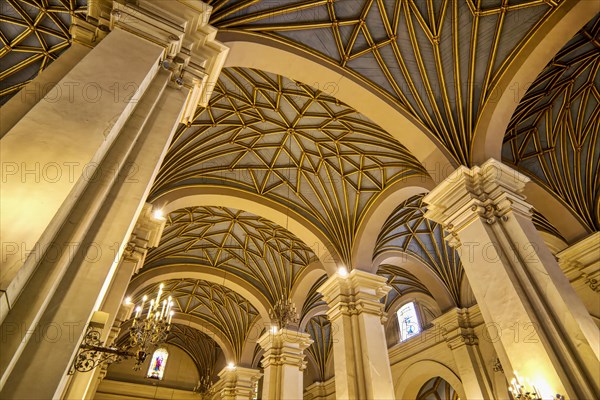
<box><xmin>269</xmin><ymin>294</ymin><xmax>299</xmax><ymax>330</ymax></box>
<box><xmin>71</xmin><ymin>284</ymin><xmax>173</xmax><ymax>373</ymax></box>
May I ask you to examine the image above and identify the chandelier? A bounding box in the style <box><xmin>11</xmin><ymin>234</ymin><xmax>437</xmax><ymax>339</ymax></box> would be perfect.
<box><xmin>193</xmin><ymin>374</ymin><xmax>214</xmax><ymax>398</ymax></box>
<box><xmin>70</xmin><ymin>284</ymin><xmax>173</xmax><ymax>373</ymax></box>
<box><xmin>508</xmin><ymin>372</ymin><xmax>564</xmax><ymax>400</ymax></box>
<box><xmin>269</xmin><ymin>294</ymin><xmax>298</xmax><ymax>329</ymax></box>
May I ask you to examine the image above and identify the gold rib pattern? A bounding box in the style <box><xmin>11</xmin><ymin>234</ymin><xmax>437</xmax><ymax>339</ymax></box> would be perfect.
<box><xmin>145</xmin><ymin>206</ymin><xmax>318</xmax><ymax>303</ymax></box>
<box><xmin>305</xmin><ymin>315</ymin><xmax>333</xmax><ymax>382</ymax></box>
<box><xmin>377</xmin><ymin>264</ymin><xmax>432</xmax><ymax>311</ymax></box>
<box><xmin>133</xmin><ymin>279</ymin><xmax>259</xmax><ymax>362</ymax></box>
<box><xmin>167</xmin><ymin>323</ymin><xmax>222</xmax><ymax>382</ymax></box>
<box><xmin>150</xmin><ymin>67</ymin><xmax>427</xmax><ymax>265</ymax></box>
<box><xmin>0</xmin><ymin>0</ymin><xmax>86</xmax><ymax>104</ymax></box>
<box><xmin>374</xmin><ymin>194</ymin><xmax>463</xmax><ymax>306</ymax></box>
<box><xmin>208</xmin><ymin>0</ymin><xmax>560</xmax><ymax>164</ymax></box>
<box><xmin>503</xmin><ymin>15</ymin><xmax>600</xmax><ymax>231</ymax></box>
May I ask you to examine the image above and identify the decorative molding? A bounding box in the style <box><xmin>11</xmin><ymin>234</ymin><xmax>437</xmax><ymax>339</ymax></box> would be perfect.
<box><xmin>258</xmin><ymin>328</ymin><xmax>313</xmax><ymax>371</ymax></box>
<box><xmin>318</xmin><ymin>270</ymin><xmax>391</xmax><ymax>321</ymax></box>
<box><xmin>557</xmin><ymin>232</ymin><xmax>600</xmax><ymax>292</ymax></box>
<box><xmin>124</xmin><ymin>204</ymin><xmax>167</xmax><ymax>272</ymax></box>
<box><xmin>212</xmin><ymin>366</ymin><xmax>261</xmax><ymax>400</ymax></box>
<box><xmin>424</xmin><ymin>158</ymin><xmax>532</xmax><ymax>247</ymax></box>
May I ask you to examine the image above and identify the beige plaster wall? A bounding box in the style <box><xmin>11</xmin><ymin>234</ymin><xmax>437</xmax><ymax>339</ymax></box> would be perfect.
<box><xmin>102</xmin><ymin>345</ymin><xmax>199</xmax><ymax>392</ymax></box>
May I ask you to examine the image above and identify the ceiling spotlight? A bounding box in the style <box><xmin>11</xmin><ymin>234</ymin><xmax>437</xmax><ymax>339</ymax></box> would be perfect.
<box><xmin>153</xmin><ymin>209</ymin><xmax>165</xmax><ymax>220</ymax></box>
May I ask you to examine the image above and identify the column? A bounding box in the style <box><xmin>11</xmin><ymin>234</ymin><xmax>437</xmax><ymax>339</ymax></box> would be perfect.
<box><xmin>62</xmin><ymin>203</ymin><xmax>166</xmax><ymax>399</ymax></box>
<box><xmin>0</xmin><ymin>1</ymin><xmax>227</xmax><ymax>398</ymax></box>
<box><xmin>434</xmin><ymin>307</ymin><xmax>494</xmax><ymax>399</ymax></box>
<box><xmin>317</xmin><ymin>269</ymin><xmax>395</xmax><ymax>400</ymax></box>
<box><xmin>257</xmin><ymin>328</ymin><xmax>313</xmax><ymax>400</ymax></box>
<box><xmin>423</xmin><ymin>158</ymin><xmax>600</xmax><ymax>399</ymax></box>
<box><xmin>557</xmin><ymin>232</ymin><xmax>600</xmax><ymax>326</ymax></box>
<box><xmin>212</xmin><ymin>366</ymin><xmax>262</xmax><ymax>400</ymax></box>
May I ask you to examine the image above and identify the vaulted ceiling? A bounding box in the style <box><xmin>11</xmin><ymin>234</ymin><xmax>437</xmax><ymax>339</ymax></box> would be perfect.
<box><xmin>207</xmin><ymin>0</ymin><xmax>564</xmax><ymax>165</ymax></box>
<box><xmin>149</xmin><ymin>67</ymin><xmax>427</xmax><ymax>265</ymax></box>
<box><xmin>144</xmin><ymin>206</ymin><xmax>319</xmax><ymax>302</ymax></box>
<box><xmin>503</xmin><ymin>14</ymin><xmax>600</xmax><ymax>231</ymax></box>
<box><xmin>1</xmin><ymin>0</ymin><xmax>598</xmax><ymax>391</ymax></box>
<box><xmin>0</xmin><ymin>0</ymin><xmax>86</xmax><ymax>104</ymax></box>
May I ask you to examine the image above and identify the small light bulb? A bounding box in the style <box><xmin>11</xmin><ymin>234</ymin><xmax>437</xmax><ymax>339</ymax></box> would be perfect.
<box><xmin>338</xmin><ymin>266</ymin><xmax>348</xmax><ymax>277</ymax></box>
<box><xmin>159</xmin><ymin>283</ymin><xmax>164</xmax><ymax>289</ymax></box>
<box><xmin>143</xmin><ymin>295</ymin><xmax>148</xmax><ymax>301</ymax></box>
<box><xmin>227</xmin><ymin>362</ymin><xmax>235</xmax><ymax>370</ymax></box>
<box><xmin>153</xmin><ymin>209</ymin><xmax>164</xmax><ymax>219</ymax></box>
<box><xmin>271</xmin><ymin>326</ymin><xmax>278</xmax><ymax>334</ymax></box>
<box><xmin>124</xmin><ymin>297</ymin><xmax>131</xmax><ymax>305</ymax></box>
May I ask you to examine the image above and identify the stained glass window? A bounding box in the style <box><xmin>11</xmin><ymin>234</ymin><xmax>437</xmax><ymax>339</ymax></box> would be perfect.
<box><xmin>397</xmin><ymin>302</ymin><xmax>421</xmax><ymax>342</ymax></box>
<box><xmin>147</xmin><ymin>348</ymin><xmax>169</xmax><ymax>380</ymax></box>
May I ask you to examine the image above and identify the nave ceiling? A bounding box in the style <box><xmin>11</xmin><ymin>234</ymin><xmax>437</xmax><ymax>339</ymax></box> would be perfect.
<box><xmin>1</xmin><ymin>0</ymin><xmax>598</xmax><ymax>389</ymax></box>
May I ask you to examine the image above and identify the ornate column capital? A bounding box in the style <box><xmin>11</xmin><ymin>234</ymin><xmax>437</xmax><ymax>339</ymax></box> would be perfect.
<box><xmin>73</xmin><ymin>0</ymin><xmax>228</xmax><ymax>124</ymax></box>
<box><xmin>433</xmin><ymin>307</ymin><xmax>480</xmax><ymax>350</ymax></box>
<box><xmin>258</xmin><ymin>328</ymin><xmax>313</xmax><ymax>370</ymax></box>
<box><xmin>423</xmin><ymin>158</ymin><xmax>532</xmax><ymax>247</ymax></box>
<box><xmin>557</xmin><ymin>232</ymin><xmax>600</xmax><ymax>292</ymax></box>
<box><xmin>318</xmin><ymin>269</ymin><xmax>390</xmax><ymax>321</ymax></box>
<box><xmin>213</xmin><ymin>366</ymin><xmax>261</xmax><ymax>400</ymax></box>
<box><xmin>123</xmin><ymin>203</ymin><xmax>166</xmax><ymax>272</ymax></box>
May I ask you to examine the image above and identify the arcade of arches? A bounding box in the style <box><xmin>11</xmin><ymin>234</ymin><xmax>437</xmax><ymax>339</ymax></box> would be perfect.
<box><xmin>0</xmin><ymin>1</ymin><xmax>599</xmax><ymax>399</ymax></box>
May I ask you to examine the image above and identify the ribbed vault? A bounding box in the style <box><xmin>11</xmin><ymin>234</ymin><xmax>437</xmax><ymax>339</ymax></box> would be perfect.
<box><xmin>0</xmin><ymin>0</ymin><xmax>86</xmax><ymax>104</ymax></box>
<box><xmin>305</xmin><ymin>315</ymin><xmax>333</xmax><ymax>382</ymax></box>
<box><xmin>166</xmin><ymin>323</ymin><xmax>222</xmax><ymax>381</ymax></box>
<box><xmin>145</xmin><ymin>206</ymin><xmax>319</xmax><ymax>303</ymax></box>
<box><xmin>375</xmin><ymin>194</ymin><xmax>464</xmax><ymax>306</ymax></box>
<box><xmin>132</xmin><ymin>279</ymin><xmax>259</xmax><ymax>362</ymax></box>
<box><xmin>377</xmin><ymin>264</ymin><xmax>432</xmax><ymax>312</ymax></box>
<box><xmin>502</xmin><ymin>14</ymin><xmax>600</xmax><ymax>232</ymax></box>
<box><xmin>208</xmin><ymin>0</ymin><xmax>564</xmax><ymax>164</ymax></box>
<box><xmin>301</xmin><ymin>274</ymin><xmax>328</xmax><ymax>320</ymax></box>
<box><xmin>150</xmin><ymin>67</ymin><xmax>427</xmax><ymax>265</ymax></box>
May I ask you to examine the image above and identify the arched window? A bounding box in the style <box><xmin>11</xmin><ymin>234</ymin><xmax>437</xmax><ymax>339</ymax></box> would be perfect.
<box><xmin>147</xmin><ymin>348</ymin><xmax>169</xmax><ymax>380</ymax></box>
<box><xmin>397</xmin><ymin>302</ymin><xmax>421</xmax><ymax>342</ymax></box>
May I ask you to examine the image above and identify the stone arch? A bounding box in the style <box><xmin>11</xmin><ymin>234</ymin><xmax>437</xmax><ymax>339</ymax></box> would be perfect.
<box><xmin>128</xmin><ymin>264</ymin><xmax>271</xmax><ymax>324</ymax></box>
<box><xmin>150</xmin><ymin>185</ymin><xmax>340</xmax><ymax>275</ymax></box>
<box><xmin>524</xmin><ymin>180</ymin><xmax>590</xmax><ymax>243</ymax></box>
<box><xmin>217</xmin><ymin>31</ymin><xmax>455</xmax><ymax>180</ymax></box>
<box><xmin>352</xmin><ymin>175</ymin><xmax>436</xmax><ymax>270</ymax></box>
<box><xmin>373</xmin><ymin>251</ymin><xmax>456</xmax><ymax>312</ymax></box>
<box><xmin>116</xmin><ymin>314</ymin><xmax>236</xmax><ymax>365</ymax></box>
<box><xmin>395</xmin><ymin>360</ymin><xmax>466</xmax><ymax>400</ymax></box>
<box><xmin>471</xmin><ymin>0</ymin><xmax>599</xmax><ymax>165</ymax></box>
<box><xmin>239</xmin><ymin>317</ymin><xmax>267</xmax><ymax>367</ymax></box>
<box><xmin>299</xmin><ymin>304</ymin><xmax>329</xmax><ymax>332</ymax></box>
<box><xmin>290</xmin><ymin>263</ymin><xmax>328</xmax><ymax>317</ymax></box>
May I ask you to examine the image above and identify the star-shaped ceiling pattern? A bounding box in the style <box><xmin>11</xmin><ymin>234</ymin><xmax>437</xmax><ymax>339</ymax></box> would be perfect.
<box><xmin>503</xmin><ymin>14</ymin><xmax>600</xmax><ymax>232</ymax></box>
<box><xmin>208</xmin><ymin>0</ymin><xmax>560</xmax><ymax>164</ymax></box>
<box><xmin>0</xmin><ymin>0</ymin><xmax>86</xmax><ymax>104</ymax></box>
<box><xmin>150</xmin><ymin>67</ymin><xmax>427</xmax><ymax>264</ymax></box>
<box><xmin>305</xmin><ymin>315</ymin><xmax>333</xmax><ymax>382</ymax></box>
<box><xmin>144</xmin><ymin>206</ymin><xmax>317</xmax><ymax>303</ymax></box>
<box><xmin>166</xmin><ymin>323</ymin><xmax>222</xmax><ymax>382</ymax></box>
<box><xmin>377</xmin><ymin>264</ymin><xmax>432</xmax><ymax>311</ymax></box>
<box><xmin>132</xmin><ymin>279</ymin><xmax>259</xmax><ymax>362</ymax></box>
<box><xmin>374</xmin><ymin>194</ymin><xmax>464</xmax><ymax>306</ymax></box>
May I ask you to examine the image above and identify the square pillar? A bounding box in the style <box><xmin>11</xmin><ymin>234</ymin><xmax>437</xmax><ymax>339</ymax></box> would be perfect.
<box><xmin>423</xmin><ymin>158</ymin><xmax>600</xmax><ymax>399</ymax></box>
<box><xmin>213</xmin><ymin>366</ymin><xmax>261</xmax><ymax>400</ymax></box>
<box><xmin>318</xmin><ymin>269</ymin><xmax>394</xmax><ymax>400</ymax></box>
<box><xmin>258</xmin><ymin>328</ymin><xmax>313</xmax><ymax>400</ymax></box>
